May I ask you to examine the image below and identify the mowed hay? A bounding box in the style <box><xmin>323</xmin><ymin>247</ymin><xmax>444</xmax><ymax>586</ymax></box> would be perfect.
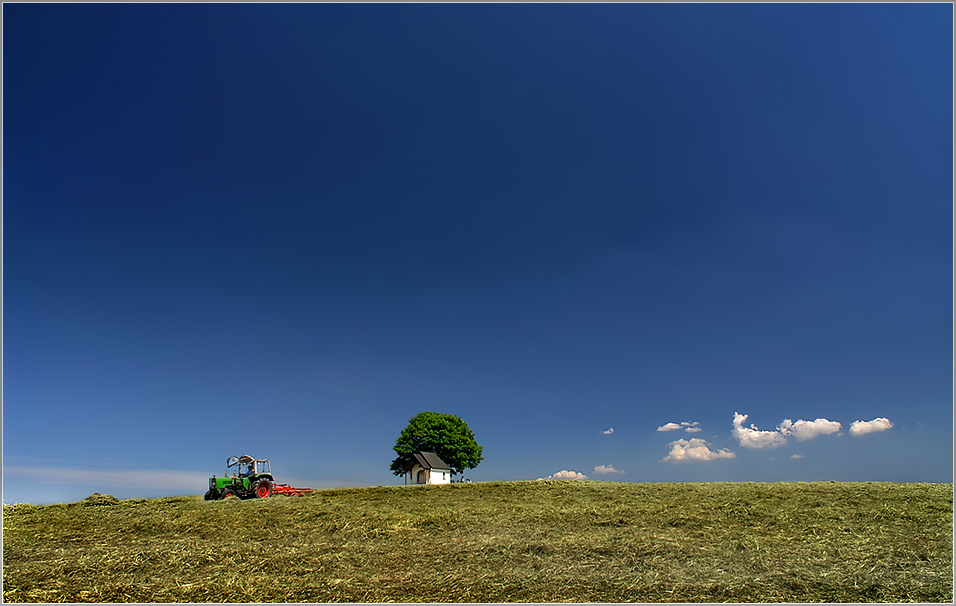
<box><xmin>3</xmin><ymin>481</ymin><xmax>952</xmax><ymax>602</ymax></box>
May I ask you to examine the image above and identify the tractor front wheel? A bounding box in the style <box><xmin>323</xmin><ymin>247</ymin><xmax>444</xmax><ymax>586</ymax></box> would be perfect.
<box><xmin>254</xmin><ymin>479</ymin><xmax>273</xmax><ymax>499</ymax></box>
<box><xmin>222</xmin><ymin>488</ymin><xmax>237</xmax><ymax>499</ymax></box>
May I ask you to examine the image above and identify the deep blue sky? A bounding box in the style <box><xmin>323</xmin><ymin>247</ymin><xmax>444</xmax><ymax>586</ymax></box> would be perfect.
<box><xmin>4</xmin><ymin>3</ymin><xmax>952</xmax><ymax>504</ymax></box>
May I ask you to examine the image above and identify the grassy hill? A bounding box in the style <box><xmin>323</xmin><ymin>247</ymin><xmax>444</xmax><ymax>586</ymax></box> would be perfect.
<box><xmin>3</xmin><ymin>481</ymin><xmax>952</xmax><ymax>602</ymax></box>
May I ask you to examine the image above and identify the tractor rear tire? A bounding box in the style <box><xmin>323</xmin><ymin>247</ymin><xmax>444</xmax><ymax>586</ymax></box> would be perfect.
<box><xmin>222</xmin><ymin>489</ymin><xmax>237</xmax><ymax>499</ymax></box>
<box><xmin>254</xmin><ymin>479</ymin><xmax>273</xmax><ymax>499</ymax></box>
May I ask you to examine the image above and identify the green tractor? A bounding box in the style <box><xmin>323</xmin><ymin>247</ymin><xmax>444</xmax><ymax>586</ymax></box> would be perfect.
<box><xmin>205</xmin><ymin>455</ymin><xmax>275</xmax><ymax>500</ymax></box>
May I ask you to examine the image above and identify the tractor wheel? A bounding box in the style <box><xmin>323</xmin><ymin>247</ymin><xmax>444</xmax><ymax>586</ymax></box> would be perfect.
<box><xmin>254</xmin><ymin>479</ymin><xmax>273</xmax><ymax>499</ymax></box>
<box><xmin>222</xmin><ymin>489</ymin><xmax>237</xmax><ymax>499</ymax></box>
<box><xmin>204</xmin><ymin>490</ymin><xmax>214</xmax><ymax>501</ymax></box>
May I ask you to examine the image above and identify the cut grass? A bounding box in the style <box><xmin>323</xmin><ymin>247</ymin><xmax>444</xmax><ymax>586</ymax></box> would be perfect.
<box><xmin>3</xmin><ymin>481</ymin><xmax>952</xmax><ymax>602</ymax></box>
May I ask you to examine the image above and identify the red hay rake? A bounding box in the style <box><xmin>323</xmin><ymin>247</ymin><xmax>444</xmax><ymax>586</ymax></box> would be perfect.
<box><xmin>271</xmin><ymin>482</ymin><xmax>315</xmax><ymax>496</ymax></box>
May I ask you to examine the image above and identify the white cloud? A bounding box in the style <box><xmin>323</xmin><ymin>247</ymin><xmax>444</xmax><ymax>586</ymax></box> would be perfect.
<box><xmin>658</xmin><ymin>421</ymin><xmax>702</xmax><ymax>433</ymax></box>
<box><xmin>538</xmin><ymin>470</ymin><xmax>588</xmax><ymax>481</ymax></box>
<box><xmin>849</xmin><ymin>417</ymin><xmax>894</xmax><ymax>437</ymax></box>
<box><xmin>789</xmin><ymin>454</ymin><xmax>804</xmax><ymax>460</ymax></box>
<box><xmin>732</xmin><ymin>412</ymin><xmax>788</xmax><ymax>449</ymax></box>
<box><xmin>593</xmin><ymin>464</ymin><xmax>624</xmax><ymax>475</ymax></box>
<box><xmin>657</xmin><ymin>422</ymin><xmax>682</xmax><ymax>432</ymax></box>
<box><xmin>777</xmin><ymin>418</ymin><xmax>842</xmax><ymax>441</ymax></box>
<box><xmin>603</xmin><ymin>427</ymin><xmax>615</xmax><ymax>435</ymax></box>
<box><xmin>662</xmin><ymin>438</ymin><xmax>736</xmax><ymax>463</ymax></box>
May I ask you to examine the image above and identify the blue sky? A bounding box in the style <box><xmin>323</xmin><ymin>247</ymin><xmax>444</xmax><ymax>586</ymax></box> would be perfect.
<box><xmin>4</xmin><ymin>3</ymin><xmax>952</xmax><ymax>504</ymax></box>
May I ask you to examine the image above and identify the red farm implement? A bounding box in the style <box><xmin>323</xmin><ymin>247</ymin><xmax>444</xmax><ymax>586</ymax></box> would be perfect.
<box><xmin>271</xmin><ymin>483</ymin><xmax>315</xmax><ymax>496</ymax></box>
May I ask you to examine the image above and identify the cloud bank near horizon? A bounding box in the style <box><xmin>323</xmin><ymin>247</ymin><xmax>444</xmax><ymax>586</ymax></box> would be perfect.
<box><xmin>2</xmin><ymin>465</ymin><xmax>346</xmax><ymax>498</ymax></box>
<box><xmin>4</xmin><ymin>465</ymin><xmax>211</xmax><ymax>491</ymax></box>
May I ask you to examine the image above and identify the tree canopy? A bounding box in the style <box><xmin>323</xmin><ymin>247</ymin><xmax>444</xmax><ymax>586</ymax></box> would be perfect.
<box><xmin>389</xmin><ymin>411</ymin><xmax>483</xmax><ymax>477</ymax></box>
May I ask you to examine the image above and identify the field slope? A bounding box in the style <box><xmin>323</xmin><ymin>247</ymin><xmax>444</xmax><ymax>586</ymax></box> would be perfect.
<box><xmin>3</xmin><ymin>481</ymin><xmax>952</xmax><ymax>602</ymax></box>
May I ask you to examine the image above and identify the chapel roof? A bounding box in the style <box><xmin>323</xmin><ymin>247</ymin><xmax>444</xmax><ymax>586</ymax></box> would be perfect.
<box><xmin>408</xmin><ymin>452</ymin><xmax>451</xmax><ymax>471</ymax></box>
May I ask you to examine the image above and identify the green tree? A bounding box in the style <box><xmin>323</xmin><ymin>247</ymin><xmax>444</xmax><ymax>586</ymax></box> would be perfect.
<box><xmin>389</xmin><ymin>411</ymin><xmax>483</xmax><ymax>477</ymax></box>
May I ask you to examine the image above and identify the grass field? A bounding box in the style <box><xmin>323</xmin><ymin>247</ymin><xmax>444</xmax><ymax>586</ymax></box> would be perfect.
<box><xmin>3</xmin><ymin>481</ymin><xmax>952</xmax><ymax>602</ymax></box>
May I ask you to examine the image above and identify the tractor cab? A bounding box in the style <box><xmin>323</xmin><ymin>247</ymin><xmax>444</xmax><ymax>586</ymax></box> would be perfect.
<box><xmin>228</xmin><ymin>455</ymin><xmax>272</xmax><ymax>478</ymax></box>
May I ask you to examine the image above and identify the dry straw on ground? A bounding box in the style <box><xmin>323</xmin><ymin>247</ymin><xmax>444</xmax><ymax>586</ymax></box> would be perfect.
<box><xmin>3</xmin><ymin>481</ymin><xmax>953</xmax><ymax>602</ymax></box>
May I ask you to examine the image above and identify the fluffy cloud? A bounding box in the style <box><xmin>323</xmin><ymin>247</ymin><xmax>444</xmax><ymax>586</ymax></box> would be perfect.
<box><xmin>538</xmin><ymin>470</ymin><xmax>588</xmax><ymax>481</ymax></box>
<box><xmin>789</xmin><ymin>454</ymin><xmax>804</xmax><ymax>460</ymax></box>
<box><xmin>658</xmin><ymin>421</ymin><xmax>702</xmax><ymax>433</ymax></box>
<box><xmin>603</xmin><ymin>427</ymin><xmax>615</xmax><ymax>435</ymax></box>
<box><xmin>593</xmin><ymin>464</ymin><xmax>624</xmax><ymax>475</ymax></box>
<box><xmin>662</xmin><ymin>438</ymin><xmax>736</xmax><ymax>463</ymax></box>
<box><xmin>732</xmin><ymin>412</ymin><xmax>789</xmax><ymax>449</ymax></box>
<box><xmin>849</xmin><ymin>417</ymin><xmax>894</xmax><ymax>437</ymax></box>
<box><xmin>778</xmin><ymin>418</ymin><xmax>842</xmax><ymax>441</ymax></box>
